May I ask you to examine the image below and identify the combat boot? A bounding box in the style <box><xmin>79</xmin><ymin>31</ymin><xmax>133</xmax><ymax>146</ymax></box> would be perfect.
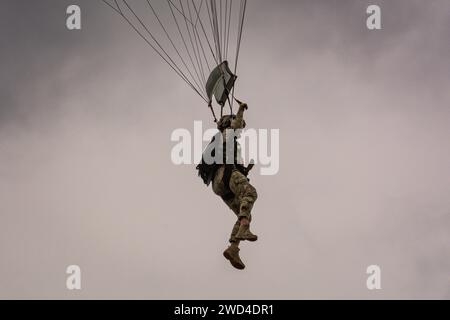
<box><xmin>223</xmin><ymin>245</ymin><xmax>245</xmax><ymax>270</ymax></box>
<box><xmin>235</xmin><ymin>223</ymin><xmax>258</xmax><ymax>241</ymax></box>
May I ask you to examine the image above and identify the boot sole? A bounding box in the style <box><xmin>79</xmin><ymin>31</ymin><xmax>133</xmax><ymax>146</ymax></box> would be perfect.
<box><xmin>223</xmin><ymin>250</ymin><xmax>245</xmax><ymax>270</ymax></box>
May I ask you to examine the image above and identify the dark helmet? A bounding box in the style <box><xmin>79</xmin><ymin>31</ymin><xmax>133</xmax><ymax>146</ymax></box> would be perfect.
<box><xmin>217</xmin><ymin>115</ymin><xmax>234</xmax><ymax>132</ymax></box>
<box><xmin>217</xmin><ymin>98</ymin><xmax>247</xmax><ymax>132</ymax></box>
<box><xmin>217</xmin><ymin>114</ymin><xmax>246</xmax><ymax>132</ymax></box>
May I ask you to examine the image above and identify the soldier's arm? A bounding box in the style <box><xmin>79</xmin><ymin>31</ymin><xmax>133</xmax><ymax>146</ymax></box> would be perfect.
<box><xmin>231</xmin><ymin>104</ymin><xmax>247</xmax><ymax>129</ymax></box>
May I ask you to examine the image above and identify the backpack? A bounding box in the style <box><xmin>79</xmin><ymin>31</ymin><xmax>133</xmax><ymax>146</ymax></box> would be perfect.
<box><xmin>196</xmin><ymin>133</ymin><xmax>221</xmax><ymax>186</ymax></box>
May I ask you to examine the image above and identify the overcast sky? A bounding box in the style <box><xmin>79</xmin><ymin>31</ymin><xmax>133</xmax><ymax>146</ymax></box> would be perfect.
<box><xmin>0</xmin><ymin>0</ymin><xmax>449</xmax><ymax>299</ymax></box>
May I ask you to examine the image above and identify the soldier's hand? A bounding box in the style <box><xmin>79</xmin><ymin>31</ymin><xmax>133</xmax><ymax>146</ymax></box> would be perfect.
<box><xmin>239</xmin><ymin>103</ymin><xmax>248</xmax><ymax>111</ymax></box>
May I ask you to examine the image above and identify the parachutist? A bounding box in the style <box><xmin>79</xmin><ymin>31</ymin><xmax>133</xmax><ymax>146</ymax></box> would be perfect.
<box><xmin>197</xmin><ymin>100</ymin><xmax>258</xmax><ymax>270</ymax></box>
<box><xmin>104</xmin><ymin>0</ymin><xmax>253</xmax><ymax>269</ymax></box>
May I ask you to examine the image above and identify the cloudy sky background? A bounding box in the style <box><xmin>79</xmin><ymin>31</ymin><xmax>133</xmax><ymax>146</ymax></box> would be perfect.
<box><xmin>0</xmin><ymin>0</ymin><xmax>449</xmax><ymax>299</ymax></box>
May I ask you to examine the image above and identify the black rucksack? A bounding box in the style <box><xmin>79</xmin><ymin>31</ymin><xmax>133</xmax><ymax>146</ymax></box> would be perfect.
<box><xmin>196</xmin><ymin>133</ymin><xmax>221</xmax><ymax>186</ymax></box>
<box><xmin>196</xmin><ymin>132</ymin><xmax>242</xmax><ymax>187</ymax></box>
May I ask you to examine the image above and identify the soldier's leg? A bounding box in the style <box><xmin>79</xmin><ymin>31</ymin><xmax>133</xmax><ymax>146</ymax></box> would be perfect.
<box><xmin>214</xmin><ymin>167</ymin><xmax>242</xmax><ymax>244</ymax></box>
<box><xmin>222</xmin><ymin>199</ymin><xmax>245</xmax><ymax>270</ymax></box>
<box><xmin>229</xmin><ymin>220</ymin><xmax>241</xmax><ymax>244</ymax></box>
<box><xmin>228</xmin><ymin>170</ymin><xmax>258</xmax><ymax>241</ymax></box>
<box><xmin>223</xmin><ymin>198</ymin><xmax>242</xmax><ymax>244</ymax></box>
<box><xmin>229</xmin><ymin>170</ymin><xmax>258</xmax><ymax>221</ymax></box>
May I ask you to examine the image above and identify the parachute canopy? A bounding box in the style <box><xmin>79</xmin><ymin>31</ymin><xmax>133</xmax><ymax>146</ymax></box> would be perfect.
<box><xmin>102</xmin><ymin>0</ymin><xmax>248</xmax><ymax>117</ymax></box>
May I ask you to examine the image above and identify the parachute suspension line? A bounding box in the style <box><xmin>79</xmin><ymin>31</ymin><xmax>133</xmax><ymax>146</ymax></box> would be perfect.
<box><xmin>170</xmin><ymin>0</ymin><xmax>222</xmax><ymax>125</ymax></box>
<box><xmin>223</xmin><ymin>63</ymin><xmax>234</xmax><ymax>115</ymax></box>
<box><xmin>234</xmin><ymin>0</ymin><xmax>247</xmax><ymax>77</ymax></box>
<box><xmin>108</xmin><ymin>0</ymin><xmax>207</xmax><ymax>101</ymax></box>
<box><xmin>210</xmin><ymin>0</ymin><xmax>229</xmax><ymax>118</ymax></box>
<box><xmin>168</xmin><ymin>0</ymin><xmax>211</xmax><ymax>89</ymax></box>
<box><xmin>167</xmin><ymin>0</ymin><xmax>218</xmax><ymax>73</ymax></box>
<box><xmin>222</xmin><ymin>0</ymin><xmax>227</xmax><ymax>60</ymax></box>
<box><xmin>170</xmin><ymin>0</ymin><xmax>210</xmax><ymax>79</ymax></box>
<box><xmin>206</xmin><ymin>0</ymin><xmax>217</xmax><ymax>61</ymax></box>
<box><xmin>227</xmin><ymin>93</ymin><xmax>233</xmax><ymax>114</ymax></box>
<box><xmin>205</xmin><ymin>0</ymin><xmax>216</xmax><ymax>62</ymax></box>
<box><xmin>103</xmin><ymin>0</ymin><xmax>248</xmax><ymax>113</ymax></box>
<box><xmin>225</xmin><ymin>0</ymin><xmax>232</xmax><ymax>59</ymax></box>
<box><xmin>166</xmin><ymin>0</ymin><xmax>206</xmax><ymax>94</ymax></box>
<box><xmin>191</xmin><ymin>0</ymin><xmax>224</xmax><ymax>125</ymax></box>
<box><xmin>219</xmin><ymin>0</ymin><xmax>223</xmax><ymax>60</ymax></box>
<box><xmin>209</xmin><ymin>0</ymin><xmax>222</xmax><ymax>63</ymax></box>
<box><xmin>220</xmin><ymin>84</ymin><xmax>232</xmax><ymax>118</ymax></box>
<box><xmin>113</xmin><ymin>0</ymin><xmax>123</xmax><ymax>14</ymax></box>
<box><xmin>191</xmin><ymin>0</ymin><xmax>219</xmax><ymax>67</ymax></box>
<box><xmin>222</xmin><ymin>0</ymin><xmax>228</xmax><ymax>60</ymax></box>
<box><xmin>221</xmin><ymin>0</ymin><xmax>227</xmax><ymax>60</ymax></box>
<box><xmin>194</xmin><ymin>20</ymin><xmax>212</xmax><ymax>74</ymax></box>
<box><xmin>145</xmin><ymin>0</ymin><xmax>205</xmax><ymax>97</ymax></box>
<box><xmin>191</xmin><ymin>12</ymin><xmax>212</xmax><ymax>74</ymax></box>
<box><xmin>205</xmin><ymin>0</ymin><xmax>247</xmax><ymax>119</ymax></box>
<box><xmin>208</xmin><ymin>103</ymin><xmax>218</xmax><ymax>122</ymax></box>
<box><xmin>179</xmin><ymin>0</ymin><xmax>206</xmax><ymax>91</ymax></box>
<box><xmin>231</xmin><ymin>0</ymin><xmax>247</xmax><ymax>109</ymax></box>
<box><xmin>214</xmin><ymin>0</ymin><xmax>223</xmax><ymax>62</ymax></box>
<box><xmin>167</xmin><ymin>0</ymin><xmax>215</xmax><ymax>66</ymax></box>
<box><xmin>123</xmin><ymin>0</ymin><xmax>205</xmax><ymax>98</ymax></box>
<box><xmin>187</xmin><ymin>0</ymin><xmax>212</xmax><ymax>74</ymax></box>
<box><xmin>186</xmin><ymin>1</ymin><xmax>207</xmax><ymax>85</ymax></box>
<box><xmin>101</xmin><ymin>0</ymin><xmax>208</xmax><ymax>102</ymax></box>
<box><xmin>194</xmin><ymin>0</ymin><xmax>204</xmax><ymax>27</ymax></box>
<box><xmin>166</xmin><ymin>0</ymin><xmax>194</xmax><ymax>25</ymax></box>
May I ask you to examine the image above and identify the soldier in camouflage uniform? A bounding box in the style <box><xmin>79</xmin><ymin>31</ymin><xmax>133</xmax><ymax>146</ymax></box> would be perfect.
<box><xmin>211</xmin><ymin>100</ymin><xmax>258</xmax><ymax>270</ymax></box>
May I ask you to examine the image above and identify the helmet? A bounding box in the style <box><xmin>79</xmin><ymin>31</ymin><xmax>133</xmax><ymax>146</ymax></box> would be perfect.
<box><xmin>217</xmin><ymin>115</ymin><xmax>234</xmax><ymax>132</ymax></box>
<box><xmin>217</xmin><ymin>114</ymin><xmax>246</xmax><ymax>132</ymax></box>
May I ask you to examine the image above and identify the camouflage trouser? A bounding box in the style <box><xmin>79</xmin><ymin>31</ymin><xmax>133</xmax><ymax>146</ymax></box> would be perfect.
<box><xmin>212</xmin><ymin>166</ymin><xmax>258</xmax><ymax>243</ymax></box>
